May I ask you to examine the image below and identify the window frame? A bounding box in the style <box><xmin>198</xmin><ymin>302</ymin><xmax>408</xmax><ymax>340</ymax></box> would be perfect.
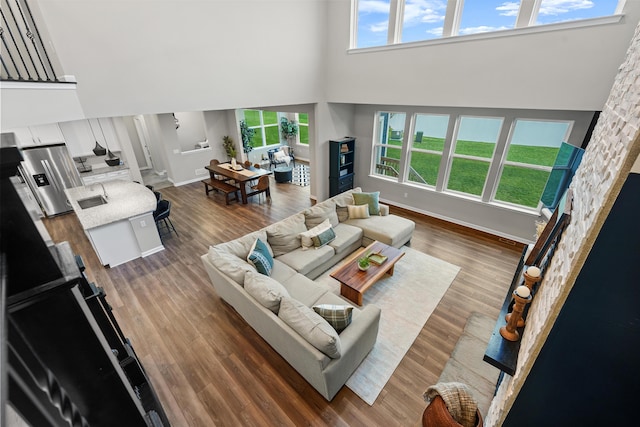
<box><xmin>369</xmin><ymin>109</ymin><xmax>580</xmax><ymax>213</ymax></box>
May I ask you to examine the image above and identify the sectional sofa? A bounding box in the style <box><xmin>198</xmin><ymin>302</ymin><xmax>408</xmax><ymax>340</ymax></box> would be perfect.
<box><xmin>201</xmin><ymin>188</ymin><xmax>415</xmax><ymax>400</ymax></box>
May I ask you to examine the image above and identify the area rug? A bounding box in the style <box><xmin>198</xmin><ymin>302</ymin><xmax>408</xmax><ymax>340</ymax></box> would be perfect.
<box><xmin>291</xmin><ymin>164</ymin><xmax>310</xmax><ymax>186</ymax></box>
<box><xmin>315</xmin><ymin>247</ymin><xmax>460</xmax><ymax>405</ymax></box>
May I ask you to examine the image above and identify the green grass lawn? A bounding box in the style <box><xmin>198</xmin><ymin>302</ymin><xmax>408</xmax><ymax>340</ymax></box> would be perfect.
<box><xmin>382</xmin><ymin>136</ymin><xmax>560</xmax><ymax>208</ymax></box>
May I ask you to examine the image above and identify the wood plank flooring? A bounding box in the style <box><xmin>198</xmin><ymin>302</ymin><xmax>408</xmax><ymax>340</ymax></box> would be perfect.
<box><xmin>42</xmin><ymin>178</ymin><xmax>522</xmax><ymax>426</ymax></box>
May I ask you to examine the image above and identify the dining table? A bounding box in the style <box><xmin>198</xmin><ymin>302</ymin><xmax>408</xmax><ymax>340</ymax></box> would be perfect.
<box><xmin>205</xmin><ymin>162</ymin><xmax>272</xmax><ymax>204</ymax></box>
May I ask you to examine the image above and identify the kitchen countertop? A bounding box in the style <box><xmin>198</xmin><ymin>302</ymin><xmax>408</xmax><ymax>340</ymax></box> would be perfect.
<box><xmin>65</xmin><ymin>180</ymin><xmax>157</xmax><ymax>229</ymax></box>
<box><xmin>78</xmin><ymin>163</ymin><xmax>129</xmax><ymax>177</ymax></box>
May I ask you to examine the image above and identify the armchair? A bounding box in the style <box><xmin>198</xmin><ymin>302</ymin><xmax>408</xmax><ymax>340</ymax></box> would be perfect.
<box><xmin>267</xmin><ymin>146</ymin><xmax>295</xmax><ymax>170</ymax></box>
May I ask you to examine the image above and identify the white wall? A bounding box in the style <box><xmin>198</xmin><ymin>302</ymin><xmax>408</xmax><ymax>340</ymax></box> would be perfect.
<box><xmin>325</xmin><ymin>1</ymin><xmax>640</xmax><ymax>111</ymax></box>
<box><xmin>33</xmin><ymin>0</ymin><xmax>326</xmax><ymax>119</ymax></box>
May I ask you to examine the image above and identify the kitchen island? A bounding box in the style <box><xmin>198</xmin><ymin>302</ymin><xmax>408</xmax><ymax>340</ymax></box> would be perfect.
<box><xmin>66</xmin><ymin>180</ymin><xmax>163</xmax><ymax>267</ymax></box>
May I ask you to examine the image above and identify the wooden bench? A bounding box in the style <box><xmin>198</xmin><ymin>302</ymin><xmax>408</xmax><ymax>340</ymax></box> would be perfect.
<box><xmin>202</xmin><ymin>179</ymin><xmax>239</xmax><ymax>205</ymax></box>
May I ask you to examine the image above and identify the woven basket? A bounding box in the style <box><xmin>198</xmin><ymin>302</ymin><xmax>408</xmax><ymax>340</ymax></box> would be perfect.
<box><xmin>422</xmin><ymin>396</ymin><xmax>483</xmax><ymax>427</ymax></box>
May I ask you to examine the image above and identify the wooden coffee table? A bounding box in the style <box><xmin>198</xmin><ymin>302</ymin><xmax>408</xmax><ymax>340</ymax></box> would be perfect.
<box><xmin>330</xmin><ymin>241</ymin><xmax>405</xmax><ymax>306</ymax></box>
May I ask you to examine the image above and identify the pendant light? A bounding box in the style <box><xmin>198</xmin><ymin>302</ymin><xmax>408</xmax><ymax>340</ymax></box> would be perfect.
<box><xmin>97</xmin><ymin>119</ymin><xmax>121</xmax><ymax>167</ymax></box>
<box><xmin>91</xmin><ymin>120</ymin><xmax>107</xmax><ymax>156</ymax></box>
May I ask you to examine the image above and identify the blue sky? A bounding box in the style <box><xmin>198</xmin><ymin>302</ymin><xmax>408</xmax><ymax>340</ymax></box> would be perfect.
<box><xmin>357</xmin><ymin>0</ymin><xmax>619</xmax><ymax>47</ymax></box>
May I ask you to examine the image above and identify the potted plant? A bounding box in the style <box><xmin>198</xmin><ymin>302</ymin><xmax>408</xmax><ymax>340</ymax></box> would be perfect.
<box><xmin>239</xmin><ymin>120</ymin><xmax>255</xmax><ymax>155</ymax></box>
<box><xmin>222</xmin><ymin>135</ymin><xmax>236</xmax><ymax>160</ymax></box>
<box><xmin>358</xmin><ymin>251</ymin><xmax>371</xmax><ymax>271</ymax></box>
<box><xmin>280</xmin><ymin>117</ymin><xmax>299</xmax><ymax>146</ymax></box>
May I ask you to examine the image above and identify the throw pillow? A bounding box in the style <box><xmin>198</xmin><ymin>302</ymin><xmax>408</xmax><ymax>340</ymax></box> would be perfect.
<box><xmin>304</xmin><ymin>200</ymin><xmax>339</xmax><ymax>229</ymax></box>
<box><xmin>247</xmin><ymin>238</ymin><xmax>274</xmax><ymax>276</ymax></box>
<box><xmin>347</xmin><ymin>204</ymin><xmax>370</xmax><ymax>219</ymax></box>
<box><xmin>353</xmin><ymin>191</ymin><xmax>380</xmax><ymax>215</ymax></box>
<box><xmin>311</xmin><ymin>227</ymin><xmax>336</xmax><ymax>248</ymax></box>
<box><xmin>312</xmin><ymin>304</ymin><xmax>353</xmax><ymax>333</ymax></box>
<box><xmin>278</xmin><ymin>297</ymin><xmax>341</xmax><ymax>359</ymax></box>
<box><xmin>244</xmin><ymin>270</ymin><xmax>290</xmax><ymax>313</ymax></box>
<box><xmin>208</xmin><ymin>246</ymin><xmax>254</xmax><ymax>285</ymax></box>
<box><xmin>300</xmin><ymin>218</ymin><xmax>331</xmax><ymax>249</ymax></box>
<box><xmin>266</xmin><ymin>213</ymin><xmax>307</xmax><ymax>256</ymax></box>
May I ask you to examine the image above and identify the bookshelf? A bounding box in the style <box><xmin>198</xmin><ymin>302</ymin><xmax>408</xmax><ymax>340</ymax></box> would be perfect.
<box><xmin>329</xmin><ymin>137</ymin><xmax>355</xmax><ymax>197</ymax></box>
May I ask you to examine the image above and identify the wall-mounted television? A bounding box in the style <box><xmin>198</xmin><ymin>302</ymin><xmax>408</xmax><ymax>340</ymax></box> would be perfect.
<box><xmin>540</xmin><ymin>142</ymin><xmax>584</xmax><ymax>211</ymax></box>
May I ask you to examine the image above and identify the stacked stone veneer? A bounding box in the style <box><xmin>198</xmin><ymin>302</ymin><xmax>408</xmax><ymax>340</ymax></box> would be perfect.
<box><xmin>485</xmin><ymin>22</ymin><xmax>640</xmax><ymax>427</ymax></box>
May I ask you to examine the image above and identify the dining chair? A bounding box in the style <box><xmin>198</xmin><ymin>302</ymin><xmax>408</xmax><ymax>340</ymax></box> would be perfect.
<box><xmin>210</xmin><ymin>159</ymin><xmax>234</xmax><ymax>184</ymax></box>
<box><xmin>250</xmin><ymin>175</ymin><xmax>271</xmax><ymax>203</ymax></box>
<box><xmin>153</xmin><ymin>199</ymin><xmax>178</xmax><ymax>240</ymax></box>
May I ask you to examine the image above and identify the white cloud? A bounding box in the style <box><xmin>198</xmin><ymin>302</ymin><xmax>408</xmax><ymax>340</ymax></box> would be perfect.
<box><xmin>459</xmin><ymin>25</ymin><xmax>510</xmax><ymax>35</ymax></box>
<box><xmin>426</xmin><ymin>26</ymin><xmax>444</xmax><ymax>36</ymax></box>
<box><xmin>404</xmin><ymin>0</ymin><xmax>447</xmax><ymax>25</ymax></box>
<box><xmin>370</xmin><ymin>20</ymin><xmax>389</xmax><ymax>33</ymax></box>
<box><xmin>538</xmin><ymin>0</ymin><xmax>594</xmax><ymax>16</ymax></box>
<box><xmin>496</xmin><ymin>2</ymin><xmax>520</xmax><ymax>17</ymax></box>
<box><xmin>359</xmin><ymin>0</ymin><xmax>391</xmax><ymax>14</ymax></box>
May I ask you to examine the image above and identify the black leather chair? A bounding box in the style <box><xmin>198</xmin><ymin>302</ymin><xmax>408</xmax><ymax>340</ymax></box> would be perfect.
<box><xmin>153</xmin><ymin>199</ymin><xmax>177</xmax><ymax>239</ymax></box>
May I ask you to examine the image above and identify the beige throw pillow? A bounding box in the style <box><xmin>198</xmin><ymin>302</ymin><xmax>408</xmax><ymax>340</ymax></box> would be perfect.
<box><xmin>278</xmin><ymin>297</ymin><xmax>341</xmax><ymax>359</ymax></box>
<box><xmin>347</xmin><ymin>204</ymin><xmax>370</xmax><ymax>219</ymax></box>
<box><xmin>300</xmin><ymin>218</ymin><xmax>332</xmax><ymax>249</ymax></box>
<box><xmin>244</xmin><ymin>270</ymin><xmax>290</xmax><ymax>313</ymax></box>
<box><xmin>304</xmin><ymin>200</ymin><xmax>339</xmax><ymax>229</ymax></box>
<box><xmin>266</xmin><ymin>213</ymin><xmax>307</xmax><ymax>256</ymax></box>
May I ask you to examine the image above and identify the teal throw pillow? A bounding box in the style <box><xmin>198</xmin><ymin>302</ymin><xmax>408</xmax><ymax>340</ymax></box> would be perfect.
<box><xmin>311</xmin><ymin>227</ymin><xmax>336</xmax><ymax>248</ymax></box>
<box><xmin>247</xmin><ymin>238</ymin><xmax>274</xmax><ymax>276</ymax></box>
<box><xmin>353</xmin><ymin>191</ymin><xmax>380</xmax><ymax>215</ymax></box>
<box><xmin>313</xmin><ymin>304</ymin><xmax>353</xmax><ymax>333</ymax></box>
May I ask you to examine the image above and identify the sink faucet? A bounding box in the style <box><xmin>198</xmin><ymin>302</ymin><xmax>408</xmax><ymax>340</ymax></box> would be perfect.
<box><xmin>91</xmin><ymin>182</ymin><xmax>108</xmax><ymax>200</ymax></box>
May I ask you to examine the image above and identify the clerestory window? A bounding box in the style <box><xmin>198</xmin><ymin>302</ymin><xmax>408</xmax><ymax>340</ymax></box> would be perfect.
<box><xmin>355</xmin><ymin>0</ymin><xmax>621</xmax><ymax>49</ymax></box>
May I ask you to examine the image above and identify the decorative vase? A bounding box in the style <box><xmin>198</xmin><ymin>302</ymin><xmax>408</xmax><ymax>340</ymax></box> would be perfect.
<box><xmin>358</xmin><ymin>264</ymin><xmax>369</xmax><ymax>271</ymax></box>
<box><xmin>92</xmin><ymin>141</ymin><xmax>107</xmax><ymax>156</ymax></box>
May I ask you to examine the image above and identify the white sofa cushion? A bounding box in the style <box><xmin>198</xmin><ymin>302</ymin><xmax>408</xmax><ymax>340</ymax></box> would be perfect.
<box><xmin>245</xmin><ymin>270</ymin><xmax>290</xmax><ymax>313</ymax></box>
<box><xmin>328</xmin><ymin>223</ymin><xmax>363</xmax><ymax>256</ymax></box>
<box><xmin>304</xmin><ymin>200</ymin><xmax>339</xmax><ymax>229</ymax></box>
<box><xmin>278</xmin><ymin>297</ymin><xmax>341</xmax><ymax>359</ymax></box>
<box><xmin>217</xmin><ymin>229</ymin><xmax>271</xmax><ymax>259</ymax></box>
<box><xmin>208</xmin><ymin>245</ymin><xmax>254</xmax><ymax>285</ymax></box>
<box><xmin>266</xmin><ymin>213</ymin><xmax>307</xmax><ymax>256</ymax></box>
<box><xmin>280</xmin><ymin>274</ymin><xmax>330</xmax><ymax>307</ymax></box>
<box><xmin>277</xmin><ymin>245</ymin><xmax>334</xmax><ymax>276</ymax></box>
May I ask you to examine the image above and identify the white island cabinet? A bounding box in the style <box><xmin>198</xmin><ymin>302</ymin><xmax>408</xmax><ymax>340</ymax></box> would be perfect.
<box><xmin>65</xmin><ymin>180</ymin><xmax>163</xmax><ymax>267</ymax></box>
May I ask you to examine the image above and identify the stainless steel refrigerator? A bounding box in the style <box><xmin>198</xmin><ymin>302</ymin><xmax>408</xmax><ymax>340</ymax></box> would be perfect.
<box><xmin>18</xmin><ymin>143</ymin><xmax>83</xmax><ymax>216</ymax></box>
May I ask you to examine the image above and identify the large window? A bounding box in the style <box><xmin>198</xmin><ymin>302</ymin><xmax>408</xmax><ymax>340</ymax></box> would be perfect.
<box><xmin>298</xmin><ymin>113</ymin><xmax>309</xmax><ymax>145</ymax></box>
<box><xmin>356</xmin><ymin>0</ymin><xmax>391</xmax><ymax>48</ymax></box>
<box><xmin>408</xmin><ymin>114</ymin><xmax>449</xmax><ymax>186</ymax></box>
<box><xmin>373</xmin><ymin>112</ymin><xmax>406</xmax><ymax>178</ymax></box>
<box><xmin>447</xmin><ymin>116</ymin><xmax>502</xmax><ymax>196</ymax></box>
<box><xmin>355</xmin><ymin>0</ymin><xmax>621</xmax><ymax>48</ymax></box>
<box><xmin>372</xmin><ymin>110</ymin><xmax>577</xmax><ymax>211</ymax></box>
<box><xmin>243</xmin><ymin>110</ymin><xmax>282</xmax><ymax>148</ymax></box>
<box><xmin>494</xmin><ymin>120</ymin><xmax>572</xmax><ymax>208</ymax></box>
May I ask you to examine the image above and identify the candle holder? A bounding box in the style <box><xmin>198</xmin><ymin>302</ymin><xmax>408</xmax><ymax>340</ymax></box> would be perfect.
<box><xmin>500</xmin><ymin>286</ymin><xmax>532</xmax><ymax>342</ymax></box>
<box><xmin>523</xmin><ymin>266</ymin><xmax>542</xmax><ymax>292</ymax></box>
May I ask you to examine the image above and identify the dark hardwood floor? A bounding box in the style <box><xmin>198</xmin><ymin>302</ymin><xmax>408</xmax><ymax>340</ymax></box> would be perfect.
<box><xmin>43</xmin><ymin>177</ymin><xmax>522</xmax><ymax>426</ymax></box>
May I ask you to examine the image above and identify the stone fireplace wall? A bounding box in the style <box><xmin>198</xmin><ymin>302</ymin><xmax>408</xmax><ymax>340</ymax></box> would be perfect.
<box><xmin>485</xmin><ymin>21</ymin><xmax>640</xmax><ymax>427</ymax></box>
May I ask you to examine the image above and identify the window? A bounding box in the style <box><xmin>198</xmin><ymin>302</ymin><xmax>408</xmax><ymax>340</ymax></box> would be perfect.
<box><xmin>535</xmin><ymin>0</ymin><xmax>619</xmax><ymax>25</ymax></box>
<box><xmin>459</xmin><ymin>0</ymin><xmax>519</xmax><ymax>36</ymax></box>
<box><xmin>298</xmin><ymin>113</ymin><xmax>309</xmax><ymax>144</ymax></box>
<box><xmin>373</xmin><ymin>112</ymin><xmax>406</xmax><ymax>178</ymax></box>
<box><xmin>243</xmin><ymin>110</ymin><xmax>280</xmax><ymax>148</ymax></box>
<box><xmin>401</xmin><ymin>0</ymin><xmax>447</xmax><ymax>43</ymax></box>
<box><xmin>369</xmin><ymin>110</ymin><xmax>580</xmax><ymax>212</ymax></box>
<box><xmin>356</xmin><ymin>0</ymin><xmax>391</xmax><ymax>49</ymax></box>
<box><xmin>446</xmin><ymin>116</ymin><xmax>503</xmax><ymax>197</ymax></box>
<box><xmin>494</xmin><ymin>120</ymin><xmax>572</xmax><ymax>208</ymax></box>
<box><xmin>407</xmin><ymin>114</ymin><xmax>449</xmax><ymax>186</ymax></box>
<box><xmin>354</xmin><ymin>0</ymin><xmax>621</xmax><ymax>48</ymax></box>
